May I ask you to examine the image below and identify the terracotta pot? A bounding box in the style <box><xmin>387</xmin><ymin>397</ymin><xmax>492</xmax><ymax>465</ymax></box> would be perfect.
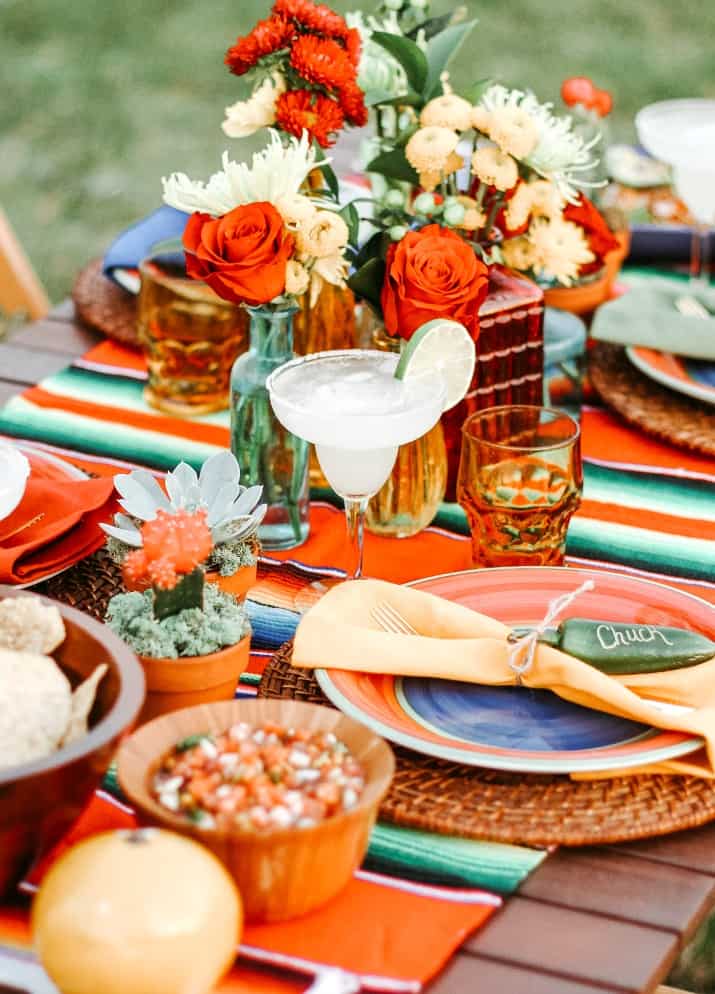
<box><xmin>137</xmin><ymin>635</ymin><xmax>250</xmax><ymax>725</ymax></box>
<box><xmin>543</xmin><ymin>229</ymin><xmax>631</xmax><ymax>317</ymax></box>
<box><xmin>204</xmin><ymin>562</ymin><xmax>257</xmax><ymax>602</ymax></box>
<box><xmin>0</xmin><ymin>587</ymin><xmax>145</xmax><ymax>897</ymax></box>
<box><xmin>118</xmin><ymin>699</ymin><xmax>395</xmax><ymax>923</ymax></box>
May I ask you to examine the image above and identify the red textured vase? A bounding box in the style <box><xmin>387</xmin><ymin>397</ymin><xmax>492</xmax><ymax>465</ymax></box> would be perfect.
<box><xmin>442</xmin><ymin>266</ymin><xmax>544</xmax><ymax>499</ymax></box>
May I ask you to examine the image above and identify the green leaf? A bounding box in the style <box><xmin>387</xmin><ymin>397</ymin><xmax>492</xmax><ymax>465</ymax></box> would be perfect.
<box><xmin>369</xmin><ymin>89</ymin><xmax>422</xmax><ymax>108</ymax></box>
<box><xmin>405</xmin><ymin>13</ymin><xmax>452</xmax><ymax>41</ymax></box>
<box><xmin>355</xmin><ymin>230</ymin><xmax>390</xmax><ymax>269</ymax></box>
<box><xmin>465</xmin><ymin>77</ymin><xmax>494</xmax><ymax>104</ymax></box>
<box><xmin>348</xmin><ymin>257</ymin><xmax>387</xmax><ymax>314</ymax></box>
<box><xmin>371</xmin><ymin>31</ymin><xmax>428</xmax><ymax>94</ymax></box>
<box><xmin>366</xmin><ymin>148</ymin><xmax>419</xmax><ymax>185</ymax></box>
<box><xmin>312</xmin><ymin>143</ymin><xmax>339</xmax><ymax>201</ymax></box>
<box><xmin>423</xmin><ymin>20</ymin><xmax>477</xmax><ymax>100</ymax></box>
<box><xmin>339</xmin><ymin>202</ymin><xmax>361</xmax><ymax>247</ymax></box>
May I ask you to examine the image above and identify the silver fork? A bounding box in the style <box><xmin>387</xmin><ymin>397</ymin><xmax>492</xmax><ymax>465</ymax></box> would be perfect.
<box><xmin>371</xmin><ymin>601</ymin><xmax>418</xmax><ymax>635</ymax></box>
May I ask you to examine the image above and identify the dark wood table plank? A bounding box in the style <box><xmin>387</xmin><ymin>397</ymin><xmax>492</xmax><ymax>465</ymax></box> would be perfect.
<box><xmin>609</xmin><ymin>825</ymin><xmax>715</xmax><ymax>876</ymax></box>
<box><xmin>520</xmin><ymin>848</ymin><xmax>715</xmax><ymax>934</ymax></box>
<box><xmin>430</xmin><ymin>953</ymin><xmax>626</xmax><ymax>994</ymax></box>
<box><xmin>0</xmin><ymin>344</ymin><xmax>73</xmax><ymax>386</ymax></box>
<box><xmin>465</xmin><ymin>898</ymin><xmax>679</xmax><ymax>993</ymax></box>
<box><xmin>9</xmin><ymin>318</ymin><xmax>98</xmax><ymax>357</ymax></box>
<box><xmin>46</xmin><ymin>299</ymin><xmax>76</xmax><ymax>322</ymax></box>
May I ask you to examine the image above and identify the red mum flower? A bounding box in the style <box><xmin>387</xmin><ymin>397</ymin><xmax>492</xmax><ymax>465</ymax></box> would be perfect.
<box><xmin>339</xmin><ymin>81</ymin><xmax>368</xmax><ymax>126</ymax></box>
<box><xmin>275</xmin><ymin>90</ymin><xmax>345</xmax><ymax>147</ymax></box>
<box><xmin>563</xmin><ymin>194</ymin><xmax>620</xmax><ymax>274</ymax></box>
<box><xmin>345</xmin><ymin>26</ymin><xmax>361</xmax><ymax>66</ymax></box>
<box><xmin>290</xmin><ymin>35</ymin><xmax>355</xmax><ymax>92</ymax></box>
<box><xmin>273</xmin><ymin>0</ymin><xmax>349</xmax><ymax>40</ymax></box>
<box><xmin>225</xmin><ymin>15</ymin><xmax>294</xmax><ymax>76</ymax></box>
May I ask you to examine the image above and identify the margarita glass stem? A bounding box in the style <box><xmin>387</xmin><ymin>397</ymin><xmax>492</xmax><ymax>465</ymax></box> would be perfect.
<box><xmin>690</xmin><ymin>223</ymin><xmax>712</xmax><ymax>290</ymax></box>
<box><xmin>344</xmin><ymin>496</ymin><xmax>369</xmax><ymax>579</ymax></box>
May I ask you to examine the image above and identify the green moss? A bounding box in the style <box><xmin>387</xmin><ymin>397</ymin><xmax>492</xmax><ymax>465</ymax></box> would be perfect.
<box><xmin>105</xmin><ymin>584</ymin><xmax>250</xmax><ymax>659</ymax></box>
<box><xmin>206</xmin><ymin>539</ymin><xmax>258</xmax><ymax>577</ymax></box>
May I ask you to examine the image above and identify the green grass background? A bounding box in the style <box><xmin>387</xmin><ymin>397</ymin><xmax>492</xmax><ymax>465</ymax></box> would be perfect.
<box><xmin>1</xmin><ymin>0</ymin><xmax>713</xmax><ymax>302</ymax></box>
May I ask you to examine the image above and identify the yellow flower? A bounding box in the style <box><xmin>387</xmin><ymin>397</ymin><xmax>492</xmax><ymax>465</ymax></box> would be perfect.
<box><xmin>487</xmin><ymin>107</ymin><xmax>539</xmax><ymax>159</ymax></box>
<box><xmin>528</xmin><ymin>180</ymin><xmax>563</xmax><ymax>219</ymax></box>
<box><xmin>274</xmin><ymin>193</ymin><xmax>317</xmax><ymax>229</ymax></box>
<box><xmin>471</xmin><ymin>106</ymin><xmax>492</xmax><ymax>133</ymax></box>
<box><xmin>297</xmin><ymin>210</ymin><xmax>349</xmax><ymax>259</ymax></box>
<box><xmin>504</xmin><ymin>183</ymin><xmax>534</xmax><ymax>231</ymax></box>
<box><xmin>285</xmin><ymin>260</ymin><xmax>310</xmax><ymax>297</ymax></box>
<box><xmin>528</xmin><ymin>216</ymin><xmax>595</xmax><ymax>285</ymax></box>
<box><xmin>313</xmin><ymin>252</ymin><xmax>349</xmax><ymax>286</ymax></box>
<box><xmin>420</xmin><ymin>94</ymin><xmax>473</xmax><ymax>132</ymax></box>
<box><xmin>418</xmin><ymin>150</ymin><xmax>464</xmax><ymax>192</ymax></box>
<box><xmin>471</xmin><ymin>145</ymin><xmax>518</xmax><ymax>191</ymax></box>
<box><xmin>456</xmin><ymin>196</ymin><xmax>486</xmax><ymax>231</ymax></box>
<box><xmin>222</xmin><ymin>73</ymin><xmax>285</xmax><ymax>139</ymax></box>
<box><xmin>405</xmin><ymin>126</ymin><xmax>459</xmax><ymax>175</ymax></box>
<box><xmin>501</xmin><ymin>237</ymin><xmax>537</xmax><ymax>271</ymax></box>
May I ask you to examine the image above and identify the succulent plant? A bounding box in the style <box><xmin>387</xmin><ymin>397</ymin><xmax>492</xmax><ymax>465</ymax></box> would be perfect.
<box><xmin>102</xmin><ymin>452</ymin><xmax>266</xmax><ymax>550</ymax></box>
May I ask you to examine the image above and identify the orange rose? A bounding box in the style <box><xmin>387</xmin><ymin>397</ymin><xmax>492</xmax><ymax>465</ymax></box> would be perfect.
<box><xmin>183</xmin><ymin>202</ymin><xmax>294</xmax><ymax>306</ymax></box>
<box><xmin>381</xmin><ymin>225</ymin><xmax>489</xmax><ymax>341</ymax></box>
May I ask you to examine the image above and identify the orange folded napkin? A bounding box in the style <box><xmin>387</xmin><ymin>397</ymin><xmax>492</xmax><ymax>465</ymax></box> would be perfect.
<box><xmin>292</xmin><ymin>579</ymin><xmax>715</xmax><ymax>776</ymax></box>
<box><xmin>0</xmin><ymin>475</ymin><xmax>116</xmax><ymax>583</ymax></box>
<box><xmin>12</xmin><ymin>792</ymin><xmax>498</xmax><ymax>994</ymax></box>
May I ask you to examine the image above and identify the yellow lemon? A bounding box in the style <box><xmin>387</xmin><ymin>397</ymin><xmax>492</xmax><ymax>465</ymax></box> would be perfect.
<box><xmin>32</xmin><ymin>828</ymin><xmax>242</xmax><ymax>994</ymax></box>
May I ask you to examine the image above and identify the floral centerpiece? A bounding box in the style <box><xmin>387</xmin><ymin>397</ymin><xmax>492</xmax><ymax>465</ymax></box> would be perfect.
<box><xmin>162</xmin><ymin>130</ymin><xmax>355</xmax><ymax>549</ymax></box>
<box><xmin>102</xmin><ymin>452</ymin><xmax>265</xmax><ymax>600</ymax></box>
<box><xmin>105</xmin><ymin>509</ymin><xmax>251</xmax><ymax>723</ymax></box>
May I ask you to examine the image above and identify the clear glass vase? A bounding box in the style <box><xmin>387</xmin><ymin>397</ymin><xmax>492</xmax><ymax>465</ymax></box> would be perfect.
<box><xmin>366</xmin><ymin>326</ymin><xmax>448</xmax><ymax>538</ymax></box>
<box><xmin>230</xmin><ymin>305</ymin><xmax>310</xmax><ymax>550</ymax></box>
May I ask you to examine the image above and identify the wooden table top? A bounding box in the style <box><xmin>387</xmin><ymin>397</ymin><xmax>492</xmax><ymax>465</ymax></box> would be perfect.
<box><xmin>2</xmin><ymin>302</ymin><xmax>714</xmax><ymax>994</ymax></box>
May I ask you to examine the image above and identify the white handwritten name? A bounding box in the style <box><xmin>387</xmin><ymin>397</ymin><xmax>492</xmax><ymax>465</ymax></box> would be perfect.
<box><xmin>595</xmin><ymin>625</ymin><xmax>676</xmax><ymax>651</ymax></box>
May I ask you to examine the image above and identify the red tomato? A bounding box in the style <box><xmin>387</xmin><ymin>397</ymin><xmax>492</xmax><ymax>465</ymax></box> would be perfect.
<box><xmin>561</xmin><ymin>76</ymin><xmax>597</xmax><ymax>107</ymax></box>
<box><xmin>592</xmin><ymin>89</ymin><xmax>613</xmax><ymax>117</ymax></box>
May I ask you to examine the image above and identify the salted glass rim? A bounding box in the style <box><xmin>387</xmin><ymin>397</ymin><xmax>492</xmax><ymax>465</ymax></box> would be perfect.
<box><xmin>461</xmin><ymin>404</ymin><xmax>581</xmax><ymax>453</ymax></box>
<box><xmin>266</xmin><ymin>348</ymin><xmax>447</xmax><ymax>422</ymax></box>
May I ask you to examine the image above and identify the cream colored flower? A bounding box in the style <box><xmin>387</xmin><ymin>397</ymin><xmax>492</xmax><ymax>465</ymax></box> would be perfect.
<box><xmin>313</xmin><ymin>252</ymin><xmax>349</xmax><ymax>286</ymax></box>
<box><xmin>456</xmin><ymin>196</ymin><xmax>487</xmax><ymax>231</ymax></box>
<box><xmin>471</xmin><ymin>106</ymin><xmax>492</xmax><ymax>133</ymax></box>
<box><xmin>420</xmin><ymin>94</ymin><xmax>473</xmax><ymax>132</ymax></box>
<box><xmin>504</xmin><ymin>182</ymin><xmax>534</xmax><ymax>231</ymax></box>
<box><xmin>528</xmin><ymin>179</ymin><xmax>563</xmax><ymax>219</ymax></box>
<box><xmin>275</xmin><ymin>193</ymin><xmax>317</xmax><ymax>229</ymax></box>
<box><xmin>297</xmin><ymin>210</ymin><xmax>349</xmax><ymax>259</ymax></box>
<box><xmin>488</xmin><ymin>106</ymin><xmax>539</xmax><ymax>159</ymax></box>
<box><xmin>471</xmin><ymin>145</ymin><xmax>518</xmax><ymax>191</ymax></box>
<box><xmin>222</xmin><ymin>73</ymin><xmax>286</xmax><ymax>139</ymax></box>
<box><xmin>285</xmin><ymin>260</ymin><xmax>310</xmax><ymax>297</ymax></box>
<box><xmin>418</xmin><ymin>150</ymin><xmax>464</xmax><ymax>192</ymax></box>
<box><xmin>405</xmin><ymin>126</ymin><xmax>459</xmax><ymax>175</ymax></box>
<box><xmin>528</xmin><ymin>216</ymin><xmax>595</xmax><ymax>285</ymax></box>
<box><xmin>501</xmin><ymin>236</ymin><xmax>537</xmax><ymax>271</ymax></box>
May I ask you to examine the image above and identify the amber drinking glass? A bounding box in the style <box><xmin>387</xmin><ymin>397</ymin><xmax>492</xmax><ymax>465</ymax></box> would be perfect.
<box><xmin>137</xmin><ymin>253</ymin><xmax>249</xmax><ymax>417</ymax></box>
<box><xmin>457</xmin><ymin>405</ymin><xmax>582</xmax><ymax>568</ymax></box>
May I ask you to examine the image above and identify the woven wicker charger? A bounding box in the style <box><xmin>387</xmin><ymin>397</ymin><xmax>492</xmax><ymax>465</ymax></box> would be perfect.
<box><xmin>72</xmin><ymin>258</ymin><xmax>140</xmax><ymax>347</ymax></box>
<box><xmin>589</xmin><ymin>341</ymin><xmax>715</xmax><ymax>456</ymax></box>
<box><xmin>258</xmin><ymin>642</ymin><xmax>715</xmax><ymax>848</ymax></box>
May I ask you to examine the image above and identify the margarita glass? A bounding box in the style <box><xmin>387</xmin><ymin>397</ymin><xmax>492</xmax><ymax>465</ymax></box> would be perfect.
<box><xmin>636</xmin><ymin>99</ymin><xmax>715</xmax><ymax>289</ymax></box>
<box><xmin>267</xmin><ymin>350</ymin><xmax>446</xmax><ymax>578</ymax></box>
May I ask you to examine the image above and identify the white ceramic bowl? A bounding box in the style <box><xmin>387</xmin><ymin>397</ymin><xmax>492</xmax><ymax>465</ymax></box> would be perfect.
<box><xmin>0</xmin><ymin>441</ymin><xmax>30</xmax><ymax>522</ymax></box>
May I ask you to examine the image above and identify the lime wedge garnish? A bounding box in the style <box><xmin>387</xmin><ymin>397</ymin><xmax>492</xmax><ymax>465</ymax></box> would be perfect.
<box><xmin>394</xmin><ymin>318</ymin><xmax>476</xmax><ymax>411</ymax></box>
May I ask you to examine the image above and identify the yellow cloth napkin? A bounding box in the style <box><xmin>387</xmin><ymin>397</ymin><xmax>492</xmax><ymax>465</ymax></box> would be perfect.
<box><xmin>293</xmin><ymin>579</ymin><xmax>715</xmax><ymax>776</ymax></box>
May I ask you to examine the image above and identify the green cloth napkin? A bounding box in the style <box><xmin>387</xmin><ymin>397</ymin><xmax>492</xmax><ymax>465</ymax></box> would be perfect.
<box><xmin>591</xmin><ymin>283</ymin><xmax>715</xmax><ymax>360</ymax></box>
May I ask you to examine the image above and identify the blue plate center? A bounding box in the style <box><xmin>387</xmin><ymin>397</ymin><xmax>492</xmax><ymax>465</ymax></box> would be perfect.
<box><xmin>399</xmin><ymin>679</ymin><xmax>651</xmax><ymax>752</ymax></box>
<box><xmin>684</xmin><ymin>359</ymin><xmax>715</xmax><ymax>390</ymax></box>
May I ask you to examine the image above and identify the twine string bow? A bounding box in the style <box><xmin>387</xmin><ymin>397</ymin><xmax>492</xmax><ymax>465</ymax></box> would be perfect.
<box><xmin>507</xmin><ymin>579</ymin><xmax>595</xmax><ymax>685</ymax></box>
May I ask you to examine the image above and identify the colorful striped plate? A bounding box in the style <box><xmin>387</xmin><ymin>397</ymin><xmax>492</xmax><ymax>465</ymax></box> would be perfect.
<box><xmin>627</xmin><ymin>346</ymin><xmax>715</xmax><ymax>406</ymax></box>
<box><xmin>316</xmin><ymin>567</ymin><xmax>710</xmax><ymax>774</ymax></box>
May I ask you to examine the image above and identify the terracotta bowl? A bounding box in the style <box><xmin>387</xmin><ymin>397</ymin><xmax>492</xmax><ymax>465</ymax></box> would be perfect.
<box><xmin>117</xmin><ymin>698</ymin><xmax>395</xmax><ymax>922</ymax></box>
<box><xmin>137</xmin><ymin>634</ymin><xmax>251</xmax><ymax>725</ymax></box>
<box><xmin>0</xmin><ymin>587</ymin><xmax>145</xmax><ymax>898</ymax></box>
<box><xmin>205</xmin><ymin>562</ymin><xmax>258</xmax><ymax>602</ymax></box>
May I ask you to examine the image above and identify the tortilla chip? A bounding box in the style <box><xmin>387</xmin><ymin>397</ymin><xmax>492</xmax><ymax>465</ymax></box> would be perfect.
<box><xmin>0</xmin><ymin>649</ymin><xmax>72</xmax><ymax>768</ymax></box>
<box><xmin>61</xmin><ymin>664</ymin><xmax>109</xmax><ymax>746</ymax></box>
<box><xmin>0</xmin><ymin>596</ymin><xmax>65</xmax><ymax>654</ymax></box>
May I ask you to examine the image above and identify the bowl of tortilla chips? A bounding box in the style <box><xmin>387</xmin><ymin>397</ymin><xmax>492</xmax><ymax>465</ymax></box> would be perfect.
<box><xmin>0</xmin><ymin>587</ymin><xmax>144</xmax><ymax>897</ymax></box>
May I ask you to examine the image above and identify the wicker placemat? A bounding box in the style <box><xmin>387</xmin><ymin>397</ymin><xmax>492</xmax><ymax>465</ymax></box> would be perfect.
<box><xmin>72</xmin><ymin>259</ymin><xmax>140</xmax><ymax>347</ymax></box>
<box><xmin>259</xmin><ymin>642</ymin><xmax>715</xmax><ymax>847</ymax></box>
<box><xmin>36</xmin><ymin>549</ymin><xmax>123</xmax><ymax>620</ymax></box>
<box><xmin>589</xmin><ymin>341</ymin><xmax>715</xmax><ymax>456</ymax></box>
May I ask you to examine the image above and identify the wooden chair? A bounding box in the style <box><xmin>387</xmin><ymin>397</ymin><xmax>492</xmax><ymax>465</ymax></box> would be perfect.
<box><xmin>0</xmin><ymin>208</ymin><xmax>50</xmax><ymax>321</ymax></box>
